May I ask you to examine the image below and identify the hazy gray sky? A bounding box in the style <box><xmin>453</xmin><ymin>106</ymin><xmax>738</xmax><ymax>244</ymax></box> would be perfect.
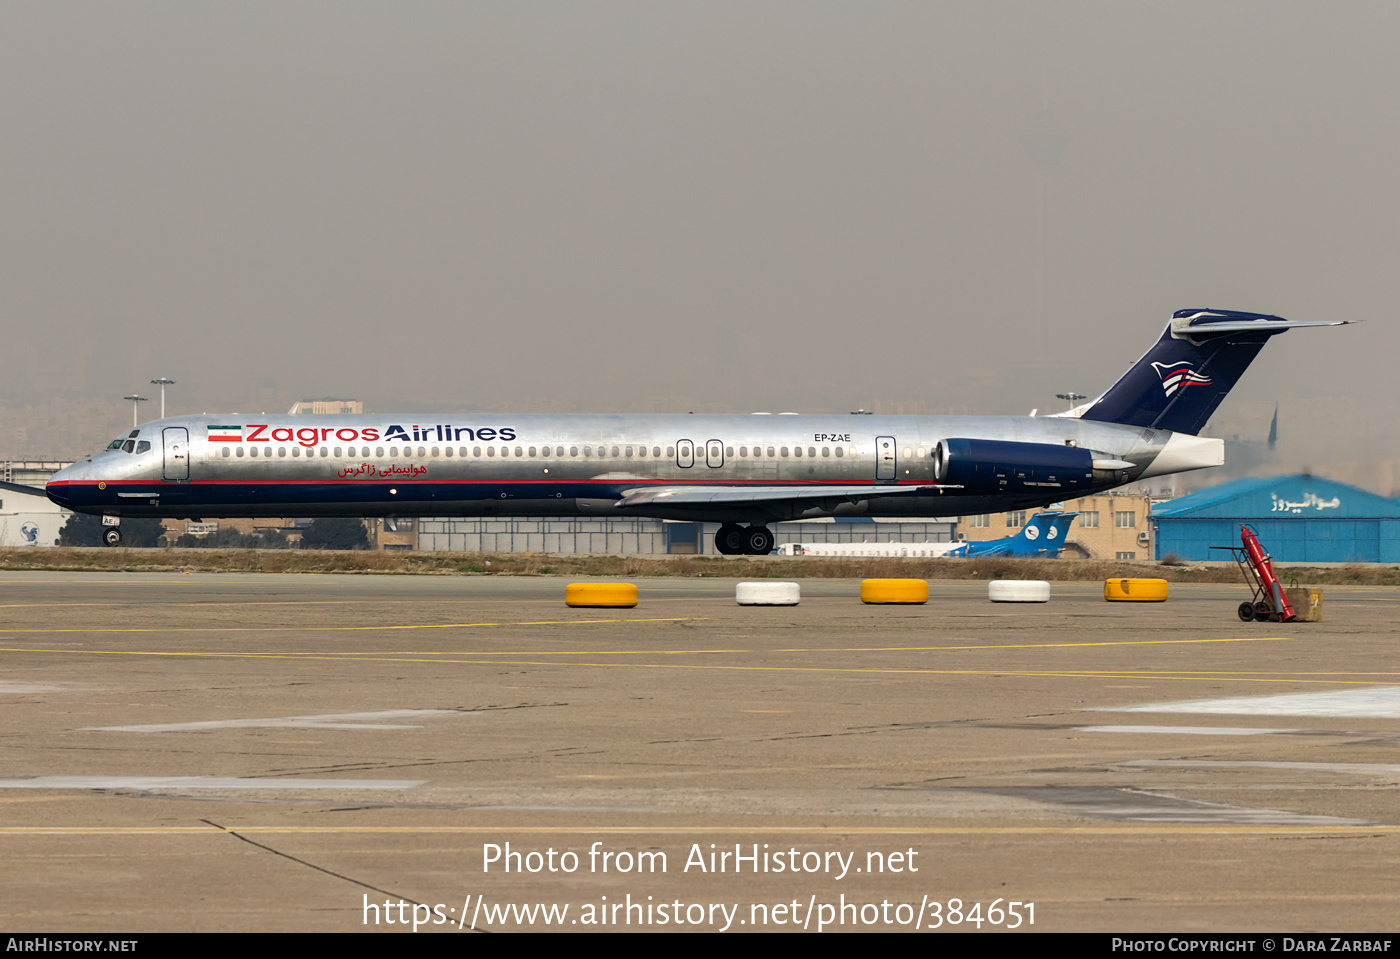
<box><xmin>2</xmin><ymin>2</ymin><xmax>1394</xmax><ymax>456</ymax></box>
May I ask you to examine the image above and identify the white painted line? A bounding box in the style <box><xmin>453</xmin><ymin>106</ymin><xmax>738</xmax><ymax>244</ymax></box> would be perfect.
<box><xmin>0</xmin><ymin>682</ymin><xmax>66</xmax><ymax>694</ymax></box>
<box><xmin>0</xmin><ymin>776</ymin><xmax>425</xmax><ymax>790</ymax></box>
<box><xmin>1100</xmin><ymin>687</ymin><xmax>1400</xmax><ymax>718</ymax></box>
<box><xmin>84</xmin><ymin>708</ymin><xmax>468</xmax><ymax>733</ymax></box>
<box><xmin>1119</xmin><ymin>760</ymin><xmax>1400</xmax><ymax>776</ymax></box>
<box><xmin>1077</xmin><ymin>725</ymin><xmax>1300</xmax><ymax>736</ymax></box>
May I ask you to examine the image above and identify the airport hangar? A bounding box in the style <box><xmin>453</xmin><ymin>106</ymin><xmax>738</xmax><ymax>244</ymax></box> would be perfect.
<box><xmin>1151</xmin><ymin>473</ymin><xmax>1400</xmax><ymax>563</ymax></box>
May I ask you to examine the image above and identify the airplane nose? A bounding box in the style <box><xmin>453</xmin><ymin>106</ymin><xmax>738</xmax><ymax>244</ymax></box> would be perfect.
<box><xmin>45</xmin><ymin>462</ymin><xmax>86</xmax><ymax>508</ymax></box>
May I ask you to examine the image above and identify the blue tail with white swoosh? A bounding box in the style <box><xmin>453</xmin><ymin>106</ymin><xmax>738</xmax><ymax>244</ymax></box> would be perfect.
<box><xmin>950</xmin><ymin>511</ymin><xmax>1079</xmax><ymax>558</ymax></box>
<box><xmin>1076</xmin><ymin>310</ymin><xmax>1349</xmax><ymax>435</ymax></box>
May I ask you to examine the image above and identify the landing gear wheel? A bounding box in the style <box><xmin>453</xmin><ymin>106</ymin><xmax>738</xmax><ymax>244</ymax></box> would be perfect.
<box><xmin>743</xmin><ymin>526</ymin><xmax>775</xmax><ymax>555</ymax></box>
<box><xmin>102</xmin><ymin>527</ymin><xmax>123</xmax><ymax>547</ymax></box>
<box><xmin>1237</xmin><ymin>601</ymin><xmax>1255</xmax><ymax>622</ymax></box>
<box><xmin>715</xmin><ymin>524</ymin><xmax>745</xmax><ymax>555</ymax></box>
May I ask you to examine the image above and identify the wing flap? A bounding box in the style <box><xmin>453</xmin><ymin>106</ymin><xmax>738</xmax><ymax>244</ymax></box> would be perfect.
<box><xmin>614</xmin><ymin>484</ymin><xmax>952</xmax><ymax>509</ymax></box>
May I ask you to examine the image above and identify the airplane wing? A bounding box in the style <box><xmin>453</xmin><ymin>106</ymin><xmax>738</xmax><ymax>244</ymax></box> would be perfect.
<box><xmin>614</xmin><ymin>484</ymin><xmax>954</xmax><ymax>509</ymax></box>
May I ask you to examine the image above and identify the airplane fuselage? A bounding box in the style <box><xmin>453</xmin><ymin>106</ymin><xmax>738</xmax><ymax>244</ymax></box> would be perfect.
<box><xmin>46</xmin><ymin>412</ymin><xmax>1215</xmax><ymax>525</ymax></box>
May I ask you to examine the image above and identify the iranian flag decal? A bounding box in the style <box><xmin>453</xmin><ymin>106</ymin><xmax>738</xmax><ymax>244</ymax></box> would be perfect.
<box><xmin>208</xmin><ymin>424</ymin><xmax>243</xmax><ymax>442</ymax></box>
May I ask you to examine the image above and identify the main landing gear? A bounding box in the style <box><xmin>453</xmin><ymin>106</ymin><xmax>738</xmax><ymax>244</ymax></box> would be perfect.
<box><xmin>715</xmin><ymin>523</ymin><xmax>775</xmax><ymax>556</ymax></box>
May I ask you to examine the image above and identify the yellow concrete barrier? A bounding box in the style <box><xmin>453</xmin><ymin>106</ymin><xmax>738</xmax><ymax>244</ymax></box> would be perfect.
<box><xmin>1103</xmin><ymin>578</ymin><xmax>1169</xmax><ymax>602</ymax></box>
<box><xmin>860</xmin><ymin>578</ymin><xmax>929</xmax><ymax>605</ymax></box>
<box><xmin>565</xmin><ymin>582</ymin><xmax>639</xmax><ymax>608</ymax></box>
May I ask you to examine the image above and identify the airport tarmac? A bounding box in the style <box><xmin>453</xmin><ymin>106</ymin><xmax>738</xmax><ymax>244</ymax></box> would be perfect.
<box><xmin>2</xmin><ymin>570</ymin><xmax>1399</xmax><ymax>933</ymax></box>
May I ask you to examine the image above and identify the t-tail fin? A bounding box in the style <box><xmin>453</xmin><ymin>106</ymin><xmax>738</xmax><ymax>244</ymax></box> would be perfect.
<box><xmin>964</xmin><ymin>510</ymin><xmax>1079</xmax><ymax>558</ymax></box>
<box><xmin>1076</xmin><ymin>309</ymin><xmax>1348</xmax><ymax>435</ymax></box>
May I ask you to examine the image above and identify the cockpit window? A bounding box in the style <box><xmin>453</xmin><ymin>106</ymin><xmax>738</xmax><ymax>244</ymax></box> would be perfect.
<box><xmin>136</xmin><ymin>441</ymin><xmax>151</xmax><ymax>454</ymax></box>
<box><xmin>106</xmin><ymin>438</ymin><xmax>125</xmax><ymax>450</ymax></box>
<box><xmin>129</xmin><ymin>430</ymin><xmax>140</xmax><ymax>438</ymax></box>
<box><xmin>121</xmin><ymin>440</ymin><xmax>136</xmax><ymax>453</ymax></box>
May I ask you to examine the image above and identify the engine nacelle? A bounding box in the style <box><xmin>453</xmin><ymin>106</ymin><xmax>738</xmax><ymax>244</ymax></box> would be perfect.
<box><xmin>934</xmin><ymin>438</ymin><xmax>1096</xmax><ymax>494</ymax></box>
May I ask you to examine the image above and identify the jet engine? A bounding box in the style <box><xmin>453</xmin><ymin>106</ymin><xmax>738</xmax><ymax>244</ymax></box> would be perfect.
<box><xmin>933</xmin><ymin>438</ymin><xmax>1097</xmax><ymax>494</ymax></box>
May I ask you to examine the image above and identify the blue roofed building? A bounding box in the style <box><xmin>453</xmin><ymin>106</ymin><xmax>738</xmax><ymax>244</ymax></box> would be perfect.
<box><xmin>1151</xmin><ymin>475</ymin><xmax>1400</xmax><ymax>563</ymax></box>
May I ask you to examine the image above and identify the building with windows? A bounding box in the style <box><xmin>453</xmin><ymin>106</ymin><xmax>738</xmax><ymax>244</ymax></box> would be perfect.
<box><xmin>956</xmin><ymin>491</ymin><xmax>1156</xmax><ymax>559</ymax></box>
<box><xmin>417</xmin><ymin>516</ymin><xmax>956</xmax><ymax>554</ymax></box>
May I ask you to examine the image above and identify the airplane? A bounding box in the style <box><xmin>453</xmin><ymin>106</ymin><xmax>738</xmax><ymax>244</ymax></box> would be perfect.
<box><xmin>772</xmin><ymin>510</ymin><xmax>1079</xmax><ymax>558</ymax></box>
<box><xmin>47</xmin><ymin>309</ymin><xmax>1348</xmax><ymax>552</ymax></box>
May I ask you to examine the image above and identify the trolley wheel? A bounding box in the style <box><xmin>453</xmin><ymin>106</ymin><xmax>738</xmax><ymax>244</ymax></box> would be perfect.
<box><xmin>1256</xmin><ymin>602</ymin><xmax>1273</xmax><ymax>622</ymax></box>
<box><xmin>1237</xmin><ymin>601</ymin><xmax>1255</xmax><ymax>622</ymax></box>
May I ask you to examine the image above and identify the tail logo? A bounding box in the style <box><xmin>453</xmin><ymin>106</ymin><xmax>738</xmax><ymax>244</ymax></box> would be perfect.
<box><xmin>1151</xmin><ymin>360</ymin><xmax>1214</xmax><ymax>398</ymax></box>
<box><xmin>1024</xmin><ymin>525</ymin><xmax>1039</xmax><ymax>540</ymax></box>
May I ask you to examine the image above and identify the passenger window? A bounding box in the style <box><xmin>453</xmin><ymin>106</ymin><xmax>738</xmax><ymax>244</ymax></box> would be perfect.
<box><xmin>557</xmin><ymin>446</ymin><xmax>565</xmax><ymax>457</ymax></box>
<box><xmin>571</xmin><ymin>447</ymin><xmax>579</xmax><ymax>457</ymax></box>
<box><xmin>541</xmin><ymin>446</ymin><xmax>550</xmax><ymax>457</ymax></box>
<box><xmin>500</xmin><ymin>447</ymin><xmax>509</xmax><ymax>457</ymax></box>
<box><xmin>611</xmin><ymin>446</ymin><xmax>619</xmax><ymax>457</ymax></box>
<box><xmin>432</xmin><ymin>447</ymin><xmax>440</xmax><ymax>457</ymax></box>
<box><xmin>235</xmin><ymin>447</ymin><xmax>244</xmax><ymax>458</ymax></box>
<box><xmin>625</xmin><ymin>446</ymin><xmax>633</xmax><ymax>457</ymax></box>
<box><xmin>666</xmin><ymin>447</ymin><xmax>674</xmax><ymax>458</ymax></box>
<box><xmin>793</xmin><ymin>447</ymin><xmax>802</xmax><ymax>457</ymax></box>
<box><xmin>780</xmin><ymin>447</ymin><xmax>789</xmax><ymax>457</ymax></box>
<box><xmin>250</xmin><ymin>446</ymin><xmax>259</xmax><ymax>457</ymax></box>
<box><xmin>767</xmin><ymin>447</ymin><xmax>775</xmax><ymax>457</ymax></box>
<box><xmin>474</xmin><ymin>447</ymin><xmax>482</xmax><ymax>457</ymax></box>
<box><xmin>417</xmin><ymin>447</ymin><xmax>425</xmax><ymax>457</ymax></box>
<box><xmin>725</xmin><ymin>446</ymin><xmax>734</xmax><ymax>457</ymax></box>
<box><xmin>653</xmin><ymin>447</ymin><xmax>661</xmax><ymax>457</ymax></box>
<box><xmin>529</xmin><ymin>447</ymin><xmax>537</xmax><ymax>457</ymax></box>
<box><xmin>740</xmin><ymin>447</ymin><xmax>748</xmax><ymax>457</ymax></box>
<box><xmin>809</xmin><ymin>447</ymin><xmax>816</xmax><ymax>457</ymax></box>
<box><xmin>333</xmin><ymin>447</ymin><xmax>342</xmax><ymax>457</ymax></box>
<box><xmin>222</xmin><ymin>447</ymin><xmax>230</xmax><ymax>457</ymax></box>
<box><xmin>280</xmin><ymin>447</ymin><xmax>288</xmax><ymax>457</ymax></box>
<box><xmin>835</xmin><ymin>447</ymin><xmax>843</xmax><ymax>457</ymax></box>
<box><xmin>291</xmin><ymin>447</ymin><xmax>300</xmax><ymax>457</ymax></box>
<box><xmin>320</xmin><ymin>447</ymin><xmax>328</xmax><ymax>457</ymax></box>
<box><xmin>516</xmin><ymin>447</ymin><xmax>523</xmax><ymax>457</ymax></box>
<box><xmin>584</xmin><ymin>447</ymin><xmax>592</xmax><ymax>457</ymax></box>
<box><xmin>822</xmin><ymin>447</ymin><xmax>830</xmax><ymax>457</ymax></box>
<box><xmin>487</xmin><ymin>447</ymin><xmax>496</xmax><ymax>457</ymax></box>
<box><xmin>445</xmin><ymin>447</ymin><xmax>453</xmax><ymax>457</ymax></box>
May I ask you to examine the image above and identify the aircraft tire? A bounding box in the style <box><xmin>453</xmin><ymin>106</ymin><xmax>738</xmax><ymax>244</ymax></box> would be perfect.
<box><xmin>735</xmin><ymin>581</ymin><xmax>800</xmax><ymax>606</ymax></box>
<box><xmin>743</xmin><ymin>526</ymin><xmax>775</xmax><ymax>555</ymax></box>
<box><xmin>102</xmin><ymin>527</ymin><xmax>123</xmax><ymax>547</ymax></box>
<box><xmin>988</xmin><ymin>579</ymin><xmax>1051</xmax><ymax>603</ymax></box>
<box><xmin>860</xmin><ymin>579</ymin><xmax>929</xmax><ymax>605</ymax></box>
<box><xmin>716</xmin><ymin>524</ymin><xmax>745</xmax><ymax>555</ymax></box>
<box><xmin>565</xmin><ymin>582</ymin><xmax>638</xmax><ymax>608</ymax></box>
<box><xmin>1237</xmin><ymin>601</ymin><xmax>1255</xmax><ymax>622</ymax></box>
<box><xmin>1103</xmin><ymin>578</ymin><xmax>1169</xmax><ymax>602</ymax></box>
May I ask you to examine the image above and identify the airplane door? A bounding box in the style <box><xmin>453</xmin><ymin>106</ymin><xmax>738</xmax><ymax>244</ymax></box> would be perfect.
<box><xmin>706</xmin><ymin>439</ymin><xmax>724</xmax><ymax>468</ymax></box>
<box><xmin>163</xmin><ymin>427</ymin><xmax>189</xmax><ymax>481</ymax></box>
<box><xmin>876</xmin><ymin>435</ymin><xmax>896</xmax><ymax>481</ymax></box>
<box><xmin>676</xmin><ymin>440</ymin><xmax>694</xmax><ymax>468</ymax></box>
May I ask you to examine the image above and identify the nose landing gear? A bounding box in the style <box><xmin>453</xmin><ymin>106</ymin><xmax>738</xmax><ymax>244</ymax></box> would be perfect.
<box><xmin>102</xmin><ymin>526</ymin><xmax>123</xmax><ymax>547</ymax></box>
<box><xmin>715</xmin><ymin>524</ymin><xmax>775</xmax><ymax>555</ymax></box>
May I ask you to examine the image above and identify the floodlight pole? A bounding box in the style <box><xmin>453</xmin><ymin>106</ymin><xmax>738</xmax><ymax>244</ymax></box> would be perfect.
<box><xmin>150</xmin><ymin>378</ymin><xmax>176</xmax><ymax>418</ymax></box>
<box><xmin>123</xmin><ymin>395</ymin><xmax>149</xmax><ymax>428</ymax></box>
